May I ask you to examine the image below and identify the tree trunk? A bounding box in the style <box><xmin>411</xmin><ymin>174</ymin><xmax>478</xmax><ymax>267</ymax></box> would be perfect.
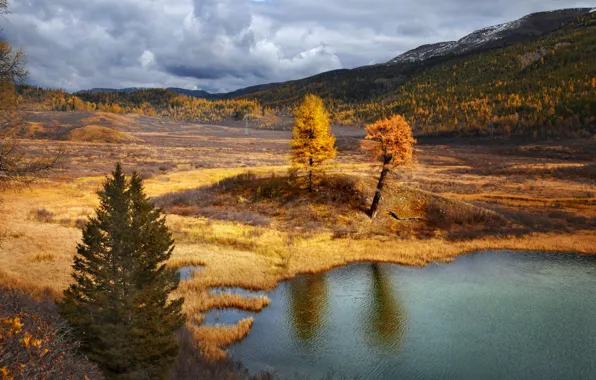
<box><xmin>368</xmin><ymin>164</ymin><xmax>390</xmax><ymax>219</ymax></box>
<box><xmin>308</xmin><ymin>157</ymin><xmax>314</xmax><ymax>192</ymax></box>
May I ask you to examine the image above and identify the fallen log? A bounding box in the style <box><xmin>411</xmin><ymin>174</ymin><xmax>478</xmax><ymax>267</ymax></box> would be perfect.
<box><xmin>388</xmin><ymin>211</ymin><xmax>424</xmax><ymax>221</ymax></box>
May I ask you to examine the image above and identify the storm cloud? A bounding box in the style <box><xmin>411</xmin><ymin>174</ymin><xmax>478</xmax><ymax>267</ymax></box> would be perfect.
<box><xmin>1</xmin><ymin>0</ymin><xmax>593</xmax><ymax>92</ymax></box>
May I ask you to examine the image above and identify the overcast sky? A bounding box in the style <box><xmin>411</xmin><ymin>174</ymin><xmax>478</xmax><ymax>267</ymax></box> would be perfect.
<box><xmin>1</xmin><ymin>0</ymin><xmax>593</xmax><ymax>93</ymax></box>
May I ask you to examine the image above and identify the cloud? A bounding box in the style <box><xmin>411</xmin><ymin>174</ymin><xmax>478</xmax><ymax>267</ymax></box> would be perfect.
<box><xmin>0</xmin><ymin>0</ymin><xmax>592</xmax><ymax>92</ymax></box>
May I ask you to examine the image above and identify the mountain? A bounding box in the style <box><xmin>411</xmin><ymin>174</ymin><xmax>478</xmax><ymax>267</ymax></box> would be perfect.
<box><xmin>231</xmin><ymin>8</ymin><xmax>596</xmax><ymax>137</ymax></box>
<box><xmin>60</xmin><ymin>8</ymin><xmax>595</xmax><ymax>137</ymax></box>
<box><xmin>79</xmin><ymin>8</ymin><xmax>593</xmax><ymax>105</ymax></box>
<box><xmin>85</xmin><ymin>87</ymin><xmax>144</xmax><ymax>93</ymax></box>
<box><xmin>227</xmin><ymin>8</ymin><xmax>594</xmax><ymax>105</ymax></box>
<box><xmin>387</xmin><ymin>8</ymin><xmax>591</xmax><ymax>65</ymax></box>
<box><xmin>165</xmin><ymin>87</ymin><xmax>214</xmax><ymax>99</ymax></box>
<box><xmin>84</xmin><ymin>87</ymin><xmax>216</xmax><ymax>99</ymax></box>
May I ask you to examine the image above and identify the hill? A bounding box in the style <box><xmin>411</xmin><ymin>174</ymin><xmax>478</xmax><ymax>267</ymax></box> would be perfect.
<box><xmin>16</xmin><ymin>8</ymin><xmax>596</xmax><ymax>137</ymax></box>
<box><xmin>84</xmin><ymin>87</ymin><xmax>216</xmax><ymax>99</ymax></box>
<box><xmin>235</xmin><ymin>9</ymin><xmax>596</xmax><ymax>137</ymax></box>
<box><xmin>387</xmin><ymin>8</ymin><xmax>591</xmax><ymax>64</ymax></box>
<box><xmin>165</xmin><ymin>87</ymin><xmax>215</xmax><ymax>99</ymax></box>
<box><xmin>68</xmin><ymin>125</ymin><xmax>140</xmax><ymax>143</ymax></box>
<box><xmin>366</xmin><ymin>11</ymin><xmax>596</xmax><ymax>137</ymax></box>
<box><xmin>229</xmin><ymin>8</ymin><xmax>593</xmax><ymax>103</ymax></box>
<box><xmin>18</xmin><ymin>86</ymin><xmax>262</xmax><ymax>124</ymax></box>
<box><xmin>14</xmin><ymin>111</ymin><xmax>142</xmax><ymax>143</ymax></box>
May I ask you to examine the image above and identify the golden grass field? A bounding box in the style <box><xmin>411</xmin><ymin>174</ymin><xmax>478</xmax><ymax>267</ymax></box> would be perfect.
<box><xmin>1</xmin><ymin>111</ymin><xmax>595</xmax><ymax>360</ymax></box>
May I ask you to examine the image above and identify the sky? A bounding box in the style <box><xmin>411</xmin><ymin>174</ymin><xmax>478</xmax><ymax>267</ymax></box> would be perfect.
<box><xmin>1</xmin><ymin>0</ymin><xmax>593</xmax><ymax>93</ymax></box>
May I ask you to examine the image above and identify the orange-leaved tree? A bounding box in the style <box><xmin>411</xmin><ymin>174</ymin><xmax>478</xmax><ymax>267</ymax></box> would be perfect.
<box><xmin>362</xmin><ymin>114</ymin><xmax>416</xmax><ymax>218</ymax></box>
<box><xmin>290</xmin><ymin>94</ymin><xmax>336</xmax><ymax>191</ymax></box>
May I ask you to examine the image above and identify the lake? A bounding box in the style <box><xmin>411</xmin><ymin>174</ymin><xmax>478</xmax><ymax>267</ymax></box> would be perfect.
<box><xmin>206</xmin><ymin>250</ymin><xmax>596</xmax><ymax>379</ymax></box>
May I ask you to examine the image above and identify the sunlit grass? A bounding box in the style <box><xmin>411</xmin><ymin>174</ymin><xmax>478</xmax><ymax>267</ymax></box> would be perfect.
<box><xmin>2</xmin><ymin>144</ymin><xmax>596</xmax><ymax>361</ymax></box>
<box><xmin>187</xmin><ymin>318</ymin><xmax>254</xmax><ymax>361</ymax></box>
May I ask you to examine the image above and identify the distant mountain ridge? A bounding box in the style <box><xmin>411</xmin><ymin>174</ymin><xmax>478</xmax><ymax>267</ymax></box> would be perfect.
<box><xmin>85</xmin><ymin>88</ymin><xmax>143</xmax><ymax>93</ymax></box>
<box><xmin>83</xmin><ymin>87</ymin><xmax>215</xmax><ymax>99</ymax></box>
<box><xmin>387</xmin><ymin>8</ymin><xmax>592</xmax><ymax>65</ymax></box>
<box><xmin>165</xmin><ymin>88</ymin><xmax>213</xmax><ymax>98</ymax></box>
<box><xmin>80</xmin><ymin>7</ymin><xmax>594</xmax><ymax>105</ymax></box>
<box><xmin>37</xmin><ymin>7</ymin><xmax>595</xmax><ymax>138</ymax></box>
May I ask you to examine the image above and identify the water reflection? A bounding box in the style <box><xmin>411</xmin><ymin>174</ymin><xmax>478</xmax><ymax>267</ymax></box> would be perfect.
<box><xmin>288</xmin><ymin>273</ymin><xmax>328</xmax><ymax>342</ymax></box>
<box><xmin>365</xmin><ymin>264</ymin><xmax>406</xmax><ymax>350</ymax></box>
<box><xmin>226</xmin><ymin>253</ymin><xmax>596</xmax><ymax>380</ymax></box>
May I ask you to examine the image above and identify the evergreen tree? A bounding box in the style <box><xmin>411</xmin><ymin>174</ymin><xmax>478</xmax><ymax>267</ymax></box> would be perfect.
<box><xmin>362</xmin><ymin>115</ymin><xmax>416</xmax><ymax>219</ymax></box>
<box><xmin>290</xmin><ymin>94</ymin><xmax>336</xmax><ymax>191</ymax></box>
<box><xmin>60</xmin><ymin>163</ymin><xmax>184</xmax><ymax>379</ymax></box>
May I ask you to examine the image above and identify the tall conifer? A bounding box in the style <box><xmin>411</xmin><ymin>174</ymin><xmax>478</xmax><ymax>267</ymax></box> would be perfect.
<box><xmin>60</xmin><ymin>163</ymin><xmax>184</xmax><ymax>379</ymax></box>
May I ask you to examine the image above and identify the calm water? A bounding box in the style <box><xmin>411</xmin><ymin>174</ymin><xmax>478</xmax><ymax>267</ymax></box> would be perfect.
<box><xmin>177</xmin><ymin>265</ymin><xmax>203</xmax><ymax>281</ymax></box>
<box><xmin>208</xmin><ymin>251</ymin><xmax>596</xmax><ymax>379</ymax></box>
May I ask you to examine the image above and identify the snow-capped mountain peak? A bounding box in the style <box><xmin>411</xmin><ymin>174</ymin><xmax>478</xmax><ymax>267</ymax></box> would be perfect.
<box><xmin>387</xmin><ymin>8</ymin><xmax>593</xmax><ymax>65</ymax></box>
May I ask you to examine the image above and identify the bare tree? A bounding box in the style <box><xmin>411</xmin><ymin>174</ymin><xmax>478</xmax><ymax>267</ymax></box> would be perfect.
<box><xmin>0</xmin><ymin>1</ymin><xmax>61</xmax><ymax>186</ymax></box>
<box><xmin>0</xmin><ymin>136</ymin><xmax>61</xmax><ymax>185</ymax></box>
<box><xmin>0</xmin><ymin>0</ymin><xmax>8</xmax><ymax>19</ymax></box>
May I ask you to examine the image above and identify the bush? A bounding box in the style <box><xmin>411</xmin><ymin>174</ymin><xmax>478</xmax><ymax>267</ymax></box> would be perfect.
<box><xmin>31</xmin><ymin>208</ymin><xmax>55</xmax><ymax>223</ymax></box>
<box><xmin>0</xmin><ymin>287</ymin><xmax>103</xmax><ymax>379</ymax></box>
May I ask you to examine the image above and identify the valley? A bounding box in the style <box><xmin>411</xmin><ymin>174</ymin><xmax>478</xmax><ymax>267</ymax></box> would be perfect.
<box><xmin>1</xmin><ymin>3</ymin><xmax>596</xmax><ymax>379</ymax></box>
<box><xmin>1</xmin><ymin>111</ymin><xmax>594</xmax><ymax>365</ymax></box>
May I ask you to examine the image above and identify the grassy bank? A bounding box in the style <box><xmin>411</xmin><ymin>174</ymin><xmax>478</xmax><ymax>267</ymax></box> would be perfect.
<box><xmin>2</xmin><ymin>121</ymin><xmax>595</xmax><ymax>361</ymax></box>
<box><xmin>2</xmin><ymin>163</ymin><xmax>595</xmax><ymax>360</ymax></box>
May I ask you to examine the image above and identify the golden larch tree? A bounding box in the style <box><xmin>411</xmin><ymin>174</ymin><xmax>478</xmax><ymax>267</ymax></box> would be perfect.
<box><xmin>362</xmin><ymin>114</ymin><xmax>416</xmax><ymax>218</ymax></box>
<box><xmin>290</xmin><ymin>94</ymin><xmax>336</xmax><ymax>191</ymax></box>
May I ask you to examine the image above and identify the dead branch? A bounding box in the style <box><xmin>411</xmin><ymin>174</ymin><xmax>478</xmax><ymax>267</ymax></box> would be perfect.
<box><xmin>388</xmin><ymin>211</ymin><xmax>424</xmax><ymax>221</ymax></box>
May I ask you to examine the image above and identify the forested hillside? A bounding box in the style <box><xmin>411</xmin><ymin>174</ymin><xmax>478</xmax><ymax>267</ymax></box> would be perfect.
<box><xmin>17</xmin><ymin>86</ymin><xmax>262</xmax><ymax>123</ymax></box>
<box><xmin>362</xmin><ymin>12</ymin><xmax>596</xmax><ymax>137</ymax></box>
<box><xmin>15</xmin><ymin>11</ymin><xmax>596</xmax><ymax>137</ymax></box>
<box><xmin>241</xmin><ymin>11</ymin><xmax>596</xmax><ymax>137</ymax></box>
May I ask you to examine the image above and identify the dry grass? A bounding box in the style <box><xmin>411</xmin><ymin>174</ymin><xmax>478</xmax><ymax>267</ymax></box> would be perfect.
<box><xmin>187</xmin><ymin>318</ymin><xmax>254</xmax><ymax>361</ymax></box>
<box><xmin>2</xmin><ymin>115</ymin><xmax>595</xmax><ymax>363</ymax></box>
<box><xmin>21</xmin><ymin>122</ymin><xmax>48</xmax><ymax>137</ymax></box>
<box><xmin>68</xmin><ymin>125</ymin><xmax>141</xmax><ymax>144</ymax></box>
<box><xmin>3</xmin><ymin>162</ymin><xmax>596</xmax><ymax>359</ymax></box>
<box><xmin>2</xmin><ymin>162</ymin><xmax>595</xmax><ymax>360</ymax></box>
<box><xmin>81</xmin><ymin>112</ymin><xmax>140</xmax><ymax>131</ymax></box>
<box><xmin>180</xmin><ymin>284</ymin><xmax>270</xmax><ymax>318</ymax></box>
<box><xmin>29</xmin><ymin>253</ymin><xmax>56</xmax><ymax>263</ymax></box>
<box><xmin>156</xmin><ymin>171</ymin><xmax>512</xmax><ymax>241</ymax></box>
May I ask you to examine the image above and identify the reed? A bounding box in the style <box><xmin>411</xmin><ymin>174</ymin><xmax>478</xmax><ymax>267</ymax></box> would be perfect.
<box><xmin>187</xmin><ymin>318</ymin><xmax>254</xmax><ymax>361</ymax></box>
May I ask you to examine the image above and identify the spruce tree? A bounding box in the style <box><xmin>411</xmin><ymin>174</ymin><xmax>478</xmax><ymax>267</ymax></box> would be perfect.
<box><xmin>60</xmin><ymin>163</ymin><xmax>184</xmax><ymax>379</ymax></box>
<box><xmin>290</xmin><ymin>94</ymin><xmax>336</xmax><ymax>191</ymax></box>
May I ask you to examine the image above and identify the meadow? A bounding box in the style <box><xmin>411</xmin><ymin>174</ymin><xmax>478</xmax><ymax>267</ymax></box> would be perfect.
<box><xmin>1</xmin><ymin>111</ymin><xmax>595</xmax><ymax>361</ymax></box>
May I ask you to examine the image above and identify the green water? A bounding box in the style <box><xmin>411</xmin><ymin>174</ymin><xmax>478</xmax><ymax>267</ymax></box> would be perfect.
<box><xmin>206</xmin><ymin>251</ymin><xmax>596</xmax><ymax>379</ymax></box>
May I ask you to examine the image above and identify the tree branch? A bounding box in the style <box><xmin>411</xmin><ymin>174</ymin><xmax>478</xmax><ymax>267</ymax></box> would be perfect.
<box><xmin>388</xmin><ymin>211</ymin><xmax>424</xmax><ymax>221</ymax></box>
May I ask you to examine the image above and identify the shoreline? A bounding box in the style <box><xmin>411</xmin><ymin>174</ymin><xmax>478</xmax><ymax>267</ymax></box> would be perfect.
<box><xmin>173</xmin><ymin>229</ymin><xmax>596</xmax><ymax>360</ymax></box>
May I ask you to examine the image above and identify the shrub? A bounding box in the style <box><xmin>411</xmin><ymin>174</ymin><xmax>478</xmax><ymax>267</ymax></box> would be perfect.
<box><xmin>31</xmin><ymin>208</ymin><xmax>55</xmax><ymax>223</ymax></box>
<box><xmin>29</xmin><ymin>253</ymin><xmax>56</xmax><ymax>263</ymax></box>
<box><xmin>0</xmin><ymin>287</ymin><xmax>103</xmax><ymax>379</ymax></box>
<box><xmin>74</xmin><ymin>218</ymin><xmax>87</xmax><ymax>230</ymax></box>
